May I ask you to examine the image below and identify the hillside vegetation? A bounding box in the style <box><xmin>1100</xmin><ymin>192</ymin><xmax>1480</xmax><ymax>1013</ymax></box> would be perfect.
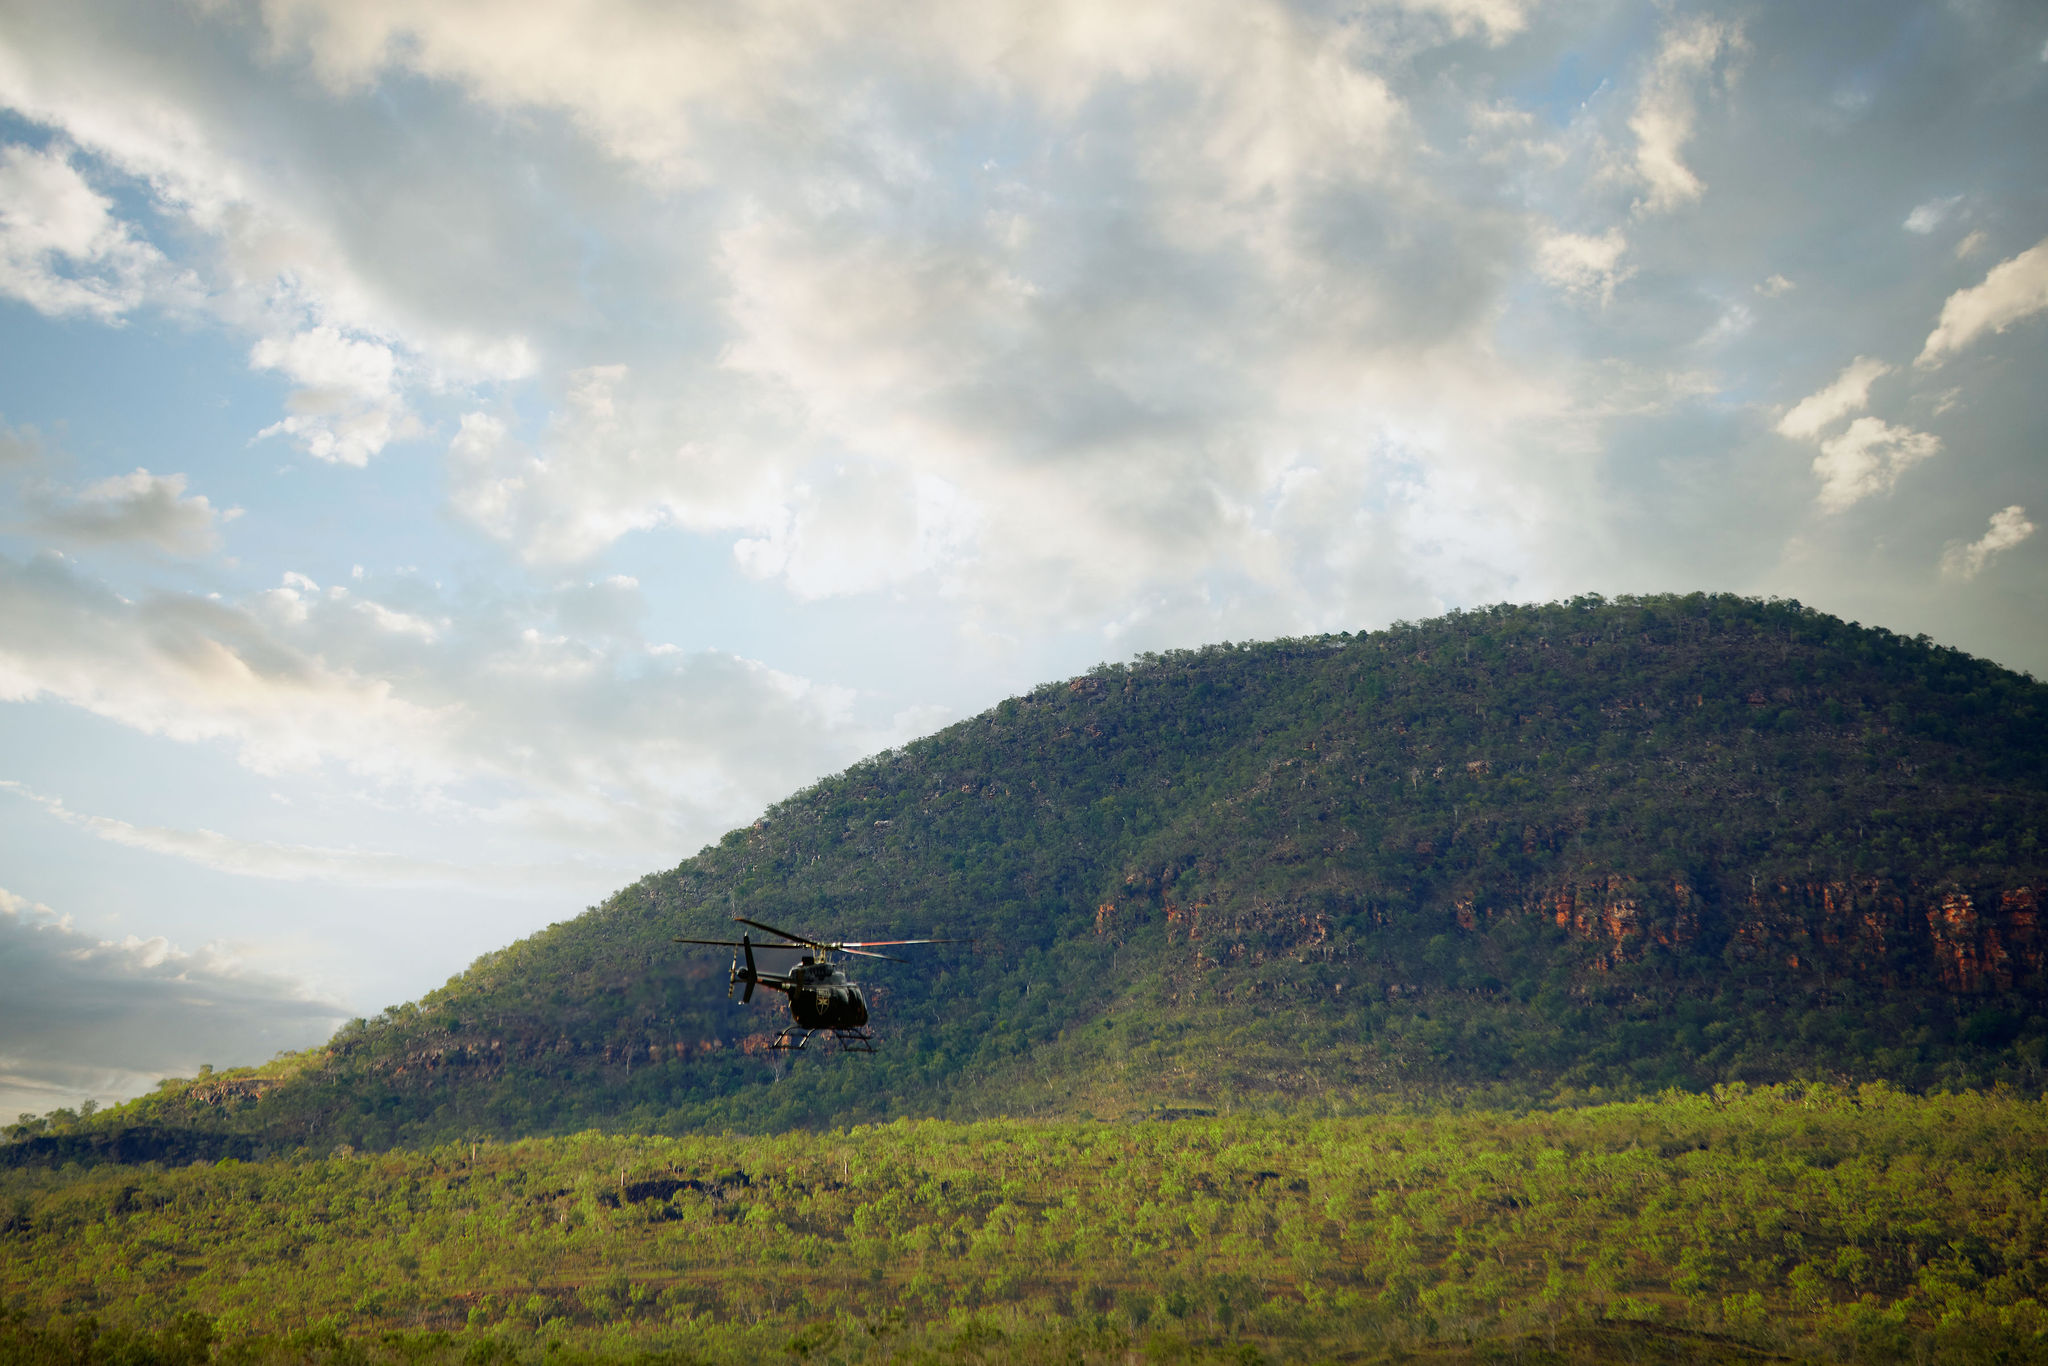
<box><xmin>4</xmin><ymin>1087</ymin><xmax>2047</xmax><ymax>1365</ymax></box>
<box><xmin>13</xmin><ymin>593</ymin><xmax>2048</xmax><ymax>1155</ymax></box>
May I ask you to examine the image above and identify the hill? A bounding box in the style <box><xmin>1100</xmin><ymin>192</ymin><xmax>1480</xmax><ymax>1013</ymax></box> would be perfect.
<box><xmin>12</xmin><ymin>592</ymin><xmax>2048</xmax><ymax>1156</ymax></box>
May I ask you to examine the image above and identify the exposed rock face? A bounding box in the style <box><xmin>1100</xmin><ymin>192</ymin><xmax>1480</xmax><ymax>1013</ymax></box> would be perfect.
<box><xmin>190</xmin><ymin>1077</ymin><xmax>277</xmax><ymax>1107</ymax></box>
<box><xmin>1102</xmin><ymin>863</ymin><xmax>2044</xmax><ymax>996</ymax></box>
<box><xmin>1543</xmin><ymin>874</ymin><xmax>2046</xmax><ymax>992</ymax></box>
<box><xmin>1927</xmin><ymin>887</ymin><xmax>2045</xmax><ymax>992</ymax></box>
<box><xmin>1538</xmin><ymin>875</ymin><xmax>1696</xmax><ymax>970</ymax></box>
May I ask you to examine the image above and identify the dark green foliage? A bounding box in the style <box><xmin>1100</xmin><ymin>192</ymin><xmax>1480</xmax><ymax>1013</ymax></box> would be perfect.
<box><xmin>4</xmin><ymin>1089</ymin><xmax>2047</xmax><ymax>1364</ymax></box>
<box><xmin>20</xmin><ymin>593</ymin><xmax>2048</xmax><ymax>1153</ymax></box>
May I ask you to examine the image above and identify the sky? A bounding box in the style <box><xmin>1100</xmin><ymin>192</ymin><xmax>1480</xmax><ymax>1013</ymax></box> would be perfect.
<box><xmin>0</xmin><ymin>0</ymin><xmax>2044</xmax><ymax>1121</ymax></box>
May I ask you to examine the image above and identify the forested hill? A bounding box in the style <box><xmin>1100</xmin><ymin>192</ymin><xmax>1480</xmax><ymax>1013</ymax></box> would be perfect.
<box><xmin>21</xmin><ymin>593</ymin><xmax>2048</xmax><ymax>1156</ymax></box>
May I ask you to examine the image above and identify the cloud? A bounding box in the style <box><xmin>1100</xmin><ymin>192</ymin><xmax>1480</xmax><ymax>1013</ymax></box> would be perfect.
<box><xmin>0</xmin><ymin>886</ymin><xmax>348</xmax><ymax>1118</ymax></box>
<box><xmin>1941</xmin><ymin>505</ymin><xmax>2034</xmax><ymax>581</ymax></box>
<box><xmin>0</xmin><ymin>421</ymin><xmax>45</xmax><ymax>466</ymax></box>
<box><xmin>552</xmin><ymin>574</ymin><xmax>647</xmax><ymax>640</ymax></box>
<box><xmin>1775</xmin><ymin>358</ymin><xmax>1942</xmax><ymax>511</ymax></box>
<box><xmin>250</xmin><ymin>326</ymin><xmax>409</xmax><ymax>467</ymax></box>
<box><xmin>22</xmin><ymin>467</ymin><xmax>239</xmax><ymax>554</ymax></box>
<box><xmin>0</xmin><ymin>781</ymin><xmax>601</xmax><ymax>890</ymax></box>
<box><xmin>0</xmin><ymin>0</ymin><xmax>2038</xmax><ymax>684</ymax></box>
<box><xmin>1776</xmin><ymin>356</ymin><xmax>1892</xmax><ymax>441</ymax></box>
<box><xmin>1903</xmin><ymin>194</ymin><xmax>1963</xmax><ymax>234</ymax></box>
<box><xmin>0</xmin><ymin>19</ymin><xmax>535</xmax><ymax>465</ymax></box>
<box><xmin>1533</xmin><ymin>227</ymin><xmax>1632</xmax><ymax>303</ymax></box>
<box><xmin>200</xmin><ymin>0</ymin><xmax>1564</xmax><ymax>624</ymax></box>
<box><xmin>1917</xmin><ymin>236</ymin><xmax>2048</xmax><ymax>366</ymax></box>
<box><xmin>446</xmin><ymin>365</ymin><xmax>788</xmax><ymax>565</ymax></box>
<box><xmin>0</xmin><ymin>0</ymin><xmax>1761</xmax><ymax>648</ymax></box>
<box><xmin>1697</xmin><ymin>301</ymin><xmax>1753</xmax><ymax>348</ymax></box>
<box><xmin>0</xmin><ymin>552</ymin><xmax>461</xmax><ymax>782</ymax></box>
<box><xmin>0</xmin><ymin>141</ymin><xmax>166</xmax><ymax>320</ymax></box>
<box><xmin>0</xmin><ymin>551</ymin><xmax>917</xmax><ymax>862</ymax></box>
<box><xmin>1629</xmin><ymin>17</ymin><xmax>1739</xmax><ymax>215</ymax></box>
<box><xmin>1811</xmin><ymin>417</ymin><xmax>1941</xmax><ymax>511</ymax></box>
<box><xmin>247</xmin><ymin>0</ymin><xmax>1452</xmax><ymax>182</ymax></box>
<box><xmin>728</xmin><ymin>466</ymin><xmax>984</xmax><ymax>601</ymax></box>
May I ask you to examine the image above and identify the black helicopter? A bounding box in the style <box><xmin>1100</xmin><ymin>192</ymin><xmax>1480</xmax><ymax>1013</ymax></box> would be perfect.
<box><xmin>673</xmin><ymin>916</ymin><xmax>951</xmax><ymax>1052</ymax></box>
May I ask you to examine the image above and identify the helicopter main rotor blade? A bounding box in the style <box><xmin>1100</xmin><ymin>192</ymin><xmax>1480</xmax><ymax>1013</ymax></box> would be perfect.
<box><xmin>730</xmin><ymin>915</ymin><xmax>828</xmax><ymax>949</ymax></box>
<box><xmin>835</xmin><ymin>938</ymin><xmax>962</xmax><ymax>948</ymax></box>
<box><xmin>724</xmin><ymin>916</ymin><xmax>955</xmax><ymax>960</ymax></box>
<box><xmin>673</xmin><ymin>937</ymin><xmax>762</xmax><ymax>948</ymax></box>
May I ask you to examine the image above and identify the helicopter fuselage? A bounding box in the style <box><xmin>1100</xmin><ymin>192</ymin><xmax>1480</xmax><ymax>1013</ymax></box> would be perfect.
<box><xmin>754</xmin><ymin>958</ymin><xmax>870</xmax><ymax>1029</ymax></box>
<box><xmin>785</xmin><ymin>961</ymin><xmax>869</xmax><ymax>1029</ymax></box>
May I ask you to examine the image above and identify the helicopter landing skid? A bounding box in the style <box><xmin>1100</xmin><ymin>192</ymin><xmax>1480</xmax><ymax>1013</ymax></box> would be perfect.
<box><xmin>770</xmin><ymin>1026</ymin><xmax>876</xmax><ymax>1053</ymax></box>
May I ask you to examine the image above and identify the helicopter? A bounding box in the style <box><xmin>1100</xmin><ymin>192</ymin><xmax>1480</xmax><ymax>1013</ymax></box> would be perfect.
<box><xmin>673</xmin><ymin>916</ymin><xmax>952</xmax><ymax>1053</ymax></box>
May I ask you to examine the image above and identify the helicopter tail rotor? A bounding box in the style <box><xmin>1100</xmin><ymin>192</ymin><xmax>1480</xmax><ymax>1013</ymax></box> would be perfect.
<box><xmin>736</xmin><ymin>933</ymin><xmax>757</xmax><ymax>1004</ymax></box>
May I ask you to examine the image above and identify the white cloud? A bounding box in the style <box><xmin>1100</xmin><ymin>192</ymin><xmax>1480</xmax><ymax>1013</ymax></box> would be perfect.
<box><xmin>731</xmin><ymin>467</ymin><xmax>982</xmax><ymax>600</ymax></box>
<box><xmin>1903</xmin><ymin>194</ymin><xmax>1963</xmax><ymax>234</ymax></box>
<box><xmin>1756</xmin><ymin>273</ymin><xmax>1794</xmax><ymax>297</ymax></box>
<box><xmin>23</xmin><ymin>467</ymin><xmax>239</xmax><ymax>555</ymax></box>
<box><xmin>354</xmin><ymin>599</ymin><xmax>439</xmax><ymax>641</ymax></box>
<box><xmin>1941</xmin><ymin>505</ymin><xmax>2034</xmax><ymax>581</ymax></box>
<box><xmin>0</xmin><ymin>549</ymin><xmax>915</xmax><ymax>862</ymax></box>
<box><xmin>1917</xmin><ymin>236</ymin><xmax>2048</xmax><ymax>366</ymax></box>
<box><xmin>1629</xmin><ymin>17</ymin><xmax>1739</xmax><ymax>215</ymax></box>
<box><xmin>0</xmin><ymin>552</ymin><xmax>460</xmax><ymax>781</ymax></box>
<box><xmin>0</xmin><ymin>886</ymin><xmax>348</xmax><ymax>1119</ymax></box>
<box><xmin>1776</xmin><ymin>357</ymin><xmax>1944</xmax><ymax>512</ymax></box>
<box><xmin>0</xmin><ymin>0</ymin><xmax>2030</xmax><ymax>708</ymax></box>
<box><xmin>0</xmin><ymin>26</ymin><xmax>533</xmax><ymax>468</ymax></box>
<box><xmin>248</xmin><ymin>0</ymin><xmax>1446</xmax><ymax>185</ymax></box>
<box><xmin>1356</xmin><ymin>0</ymin><xmax>1531</xmax><ymax>44</ymax></box>
<box><xmin>1698</xmin><ymin>301</ymin><xmax>1753</xmax><ymax>347</ymax></box>
<box><xmin>0</xmin><ymin>422</ymin><xmax>43</xmax><ymax>466</ymax></box>
<box><xmin>227</xmin><ymin>0</ymin><xmax>1544</xmax><ymax>621</ymax></box>
<box><xmin>1533</xmin><ymin>227</ymin><xmax>1631</xmax><ymax>303</ymax></box>
<box><xmin>1811</xmin><ymin>416</ymin><xmax>1940</xmax><ymax>511</ymax></box>
<box><xmin>250</xmin><ymin>325</ymin><xmax>408</xmax><ymax>466</ymax></box>
<box><xmin>1776</xmin><ymin>356</ymin><xmax>1892</xmax><ymax>441</ymax></box>
<box><xmin>0</xmin><ymin>781</ymin><xmax>598</xmax><ymax>890</ymax></box>
<box><xmin>447</xmin><ymin>365</ymin><xmax>790</xmax><ymax>564</ymax></box>
<box><xmin>0</xmin><ymin>0</ymin><xmax>1719</xmax><ymax>643</ymax></box>
<box><xmin>0</xmin><ymin>141</ymin><xmax>165</xmax><ymax>320</ymax></box>
<box><xmin>552</xmin><ymin>574</ymin><xmax>646</xmax><ymax>639</ymax></box>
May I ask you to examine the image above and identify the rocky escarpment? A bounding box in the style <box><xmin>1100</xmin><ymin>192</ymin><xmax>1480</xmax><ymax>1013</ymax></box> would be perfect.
<box><xmin>1091</xmin><ymin>866</ymin><xmax>2045</xmax><ymax>996</ymax></box>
